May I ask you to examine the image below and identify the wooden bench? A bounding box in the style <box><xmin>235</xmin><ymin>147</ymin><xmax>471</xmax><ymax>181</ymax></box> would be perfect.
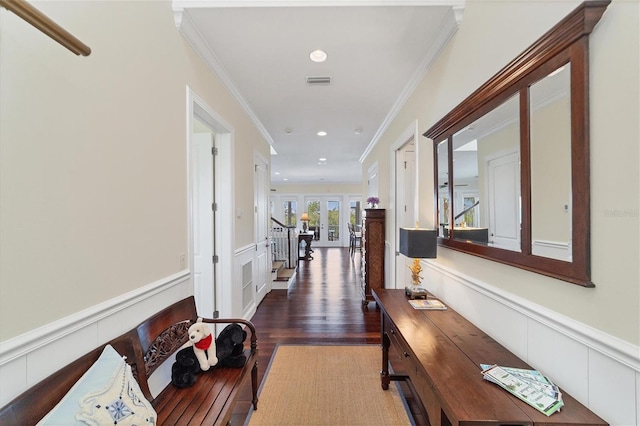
<box><xmin>0</xmin><ymin>296</ymin><xmax>258</xmax><ymax>425</ymax></box>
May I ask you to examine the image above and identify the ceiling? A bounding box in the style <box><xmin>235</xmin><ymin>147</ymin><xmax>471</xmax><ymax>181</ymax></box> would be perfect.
<box><xmin>173</xmin><ymin>1</ymin><xmax>464</xmax><ymax>185</ymax></box>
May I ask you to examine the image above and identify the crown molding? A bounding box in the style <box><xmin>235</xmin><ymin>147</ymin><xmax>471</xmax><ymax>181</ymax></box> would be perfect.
<box><xmin>360</xmin><ymin>4</ymin><xmax>464</xmax><ymax>163</ymax></box>
<box><xmin>173</xmin><ymin>7</ymin><xmax>275</xmax><ymax>146</ymax></box>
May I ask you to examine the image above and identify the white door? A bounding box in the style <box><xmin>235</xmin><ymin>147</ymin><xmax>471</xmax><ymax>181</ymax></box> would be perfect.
<box><xmin>192</xmin><ymin>130</ymin><xmax>215</xmax><ymax>317</ymax></box>
<box><xmin>395</xmin><ymin>142</ymin><xmax>416</xmax><ymax>289</ymax></box>
<box><xmin>305</xmin><ymin>197</ymin><xmax>342</xmax><ymax>247</ymax></box>
<box><xmin>254</xmin><ymin>156</ymin><xmax>270</xmax><ymax>305</ymax></box>
<box><xmin>487</xmin><ymin>151</ymin><xmax>521</xmax><ymax>251</ymax></box>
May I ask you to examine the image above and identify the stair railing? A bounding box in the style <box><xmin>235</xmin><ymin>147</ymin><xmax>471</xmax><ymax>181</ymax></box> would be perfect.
<box><xmin>271</xmin><ymin>217</ymin><xmax>297</xmax><ymax>269</ymax></box>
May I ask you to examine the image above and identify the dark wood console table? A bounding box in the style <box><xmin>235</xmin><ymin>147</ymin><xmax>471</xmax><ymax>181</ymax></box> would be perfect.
<box><xmin>373</xmin><ymin>289</ymin><xmax>607</xmax><ymax>426</ymax></box>
<box><xmin>298</xmin><ymin>232</ymin><xmax>314</xmax><ymax>260</ymax></box>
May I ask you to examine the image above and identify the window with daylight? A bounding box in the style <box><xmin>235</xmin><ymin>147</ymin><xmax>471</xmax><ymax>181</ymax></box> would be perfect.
<box><xmin>283</xmin><ymin>200</ymin><xmax>297</xmax><ymax>227</ymax></box>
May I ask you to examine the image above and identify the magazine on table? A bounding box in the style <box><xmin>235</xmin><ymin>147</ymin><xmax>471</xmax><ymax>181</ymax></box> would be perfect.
<box><xmin>481</xmin><ymin>364</ymin><xmax>564</xmax><ymax>416</ymax></box>
<box><xmin>408</xmin><ymin>299</ymin><xmax>446</xmax><ymax>310</ymax></box>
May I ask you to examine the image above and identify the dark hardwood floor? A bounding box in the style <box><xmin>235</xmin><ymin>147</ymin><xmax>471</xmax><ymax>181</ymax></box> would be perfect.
<box><xmin>230</xmin><ymin>247</ymin><xmax>385</xmax><ymax>424</ymax></box>
<box><xmin>230</xmin><ymin>247</ymin><xmax>427</xmax><ymax>425</ymax></box>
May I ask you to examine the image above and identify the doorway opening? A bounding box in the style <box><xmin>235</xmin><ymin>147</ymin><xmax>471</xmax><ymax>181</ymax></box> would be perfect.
<box><xmin>187</xmin><ymin>86</ymin><xmax>235</xmax><ymax>318</ymax></box>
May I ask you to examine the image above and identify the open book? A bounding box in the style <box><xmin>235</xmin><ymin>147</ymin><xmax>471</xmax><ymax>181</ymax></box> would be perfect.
<box><xmin>481</xmin><ymin>364</ymin><xmax>564</xmax><ymax>416</ymax></box>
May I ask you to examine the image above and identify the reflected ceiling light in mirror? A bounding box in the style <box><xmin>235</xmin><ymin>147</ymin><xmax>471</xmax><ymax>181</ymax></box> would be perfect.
<box><xmin>309</xmin><ymin>49</ymin><xmax>327</xmax><ymax>63</ymax></box>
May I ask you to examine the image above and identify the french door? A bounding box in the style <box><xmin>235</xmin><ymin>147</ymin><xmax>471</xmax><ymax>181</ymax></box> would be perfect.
<box><xmin>305</xmin><ymin>196</ymin><xmax>342</xmax><ymax>247</ymax></box>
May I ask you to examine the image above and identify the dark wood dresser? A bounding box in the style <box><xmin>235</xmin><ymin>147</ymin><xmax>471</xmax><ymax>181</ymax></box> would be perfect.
<box><xmin>361</xmin><ymin>208</ymin><xmax>385</xmax><ymax>306</ymax></box>
<box><xmin>373</xmin><ymin>289</ymin><xmax>608</xmax><ymax>426</ymax></box>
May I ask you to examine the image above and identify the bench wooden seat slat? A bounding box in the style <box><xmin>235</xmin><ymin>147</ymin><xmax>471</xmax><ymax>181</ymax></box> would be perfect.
<box><xmin>182</xmin><ymin>377</ymin><xmax>232</xmax><ymax>425</ymax></box>
<box><xmin>0</xmin><ymin>296</ymin><xmax>259</xmax><ymax>426</ymax></box>
<box><xmin>157</xmin><ymin>370</ymin><xmax>232</xmax><ymax>425</ymax></box>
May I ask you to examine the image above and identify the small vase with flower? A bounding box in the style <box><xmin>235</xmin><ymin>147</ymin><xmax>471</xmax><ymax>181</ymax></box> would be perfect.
<box><xmin>366</xmin><ymin>196</ymin><xmax>379</xmax><ymax>209</ymax></box>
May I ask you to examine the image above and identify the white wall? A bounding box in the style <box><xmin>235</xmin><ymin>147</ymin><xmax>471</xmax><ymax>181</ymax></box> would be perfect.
<box><xmin>272</xmin><ymin>183</ymin><xmax>361</xmax><ymax>195</ymax></box>
<box><xmin>363</xmin><ymin>1</ymin><xmax>639</xmax><ymax>424</ymax></box>
<box><xmin>0</xmin><ymin>1</ymin><xmax>269</xmax><ymax>339</ymax></box>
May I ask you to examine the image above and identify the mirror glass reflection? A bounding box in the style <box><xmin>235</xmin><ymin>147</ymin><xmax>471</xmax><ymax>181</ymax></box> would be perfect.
<box><xmin>426</xmin><ymin>0</ymin><xmax>608</xmax><ymax>285</ymax></box>
<box><xmin>449</xmin><ymin>93</ymin><xmax>521</xmax><ymax>251</ymax></box>
<box><xmin>530</xmin><ymin>64</ymin><xmax>572</xmax><ymax>261</ymax></box>
<box><xmin>437</xmin><ymin>140</ymin><xmax>449</xmax><ymax>238</ymax></box>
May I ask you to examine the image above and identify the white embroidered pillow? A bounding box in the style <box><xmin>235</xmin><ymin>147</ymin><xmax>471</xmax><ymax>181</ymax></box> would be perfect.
<box><xmin>76</xmin><ymin>357</ymin><xmax>156</xmax><ymax>425</ymax></box>
<box><xmin>38</xmin><ymin>345</ymin><xmax>157</xmax><ymax>426</ymax></box>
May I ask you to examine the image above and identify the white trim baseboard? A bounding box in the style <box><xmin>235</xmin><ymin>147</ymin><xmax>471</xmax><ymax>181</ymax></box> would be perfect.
<box><xmin>532</xmin><ymin>239</ymin><xmax>572</xmax><ymax>262</ymax></box>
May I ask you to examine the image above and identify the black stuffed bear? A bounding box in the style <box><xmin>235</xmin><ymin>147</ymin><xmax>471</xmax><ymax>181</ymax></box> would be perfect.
<box><xmin>171</xmin><ymin>346</ymin><xmax>201</xmax><ymax>388</ymax></box>
<box><xmin>171</xmin><ymin>323</ymin><xmax>248</xmax><ymax>387</ymax></box>
<box><xmin>216</xmin><ymin>323</ymin><xmax>247</xmax><ymax>368</ymax></box>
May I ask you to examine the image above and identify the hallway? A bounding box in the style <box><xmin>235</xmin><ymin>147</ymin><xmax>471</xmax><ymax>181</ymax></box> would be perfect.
<box><xmin>232</xmin><ymin>247</ymin><xmax>383</xmax><ymax>423</ymax></box>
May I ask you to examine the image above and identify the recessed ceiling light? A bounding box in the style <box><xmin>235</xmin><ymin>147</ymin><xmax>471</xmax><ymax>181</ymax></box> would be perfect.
<box><xmin>317</xmin><ymin>131</ymin><xmax>327</xmax><ymax>136</ymax></box>
<box><xmin>274</xmin><ymin>172</ymin><xmax>280</xmax><ymax>175</ymax></box>
<box><xmin>285</xmin><ymin>128</ymin><xmax>293</xmax><ymax>134</ymax></box>
<box><xmin>354</xmin><ymin>128</ymin><xmax>363</xmax><ymax>135</ymax></box>
<box><xmin>309</xmin><ymin>49</ymin><xmax>327</xmax><ymax>63</ymax></box>
<box><xmin>319</xmin><ymin>157</ymin><xmax>327</xmax><ymax>162</ymax></box>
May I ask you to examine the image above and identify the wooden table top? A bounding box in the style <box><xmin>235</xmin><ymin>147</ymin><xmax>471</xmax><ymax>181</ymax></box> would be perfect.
<box><xmin>373</xmin><ymin>289</ymin><xmax>608</xmax><ymax>426</ymax></box>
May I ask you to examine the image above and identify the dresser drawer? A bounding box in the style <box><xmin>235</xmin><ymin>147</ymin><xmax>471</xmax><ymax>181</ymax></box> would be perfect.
<box><xmin>414</xmin><ymin>365</ymin><xmax>441</xmax><ymax>425</ymax></box>
<box><xmin>384</xmin><ymin>319</ymin><xmax>414</xmax><ymax>376</ymax></box>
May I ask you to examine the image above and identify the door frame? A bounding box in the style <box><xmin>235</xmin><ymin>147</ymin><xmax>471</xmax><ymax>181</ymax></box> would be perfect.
<box><xmin>254</xmin><ymin>152</ymin><xmax>271</xmax><ymax>306</ymax></box>
<box><xmin>186</xmin><ymin>86</ymin><xmax>236</xmax><ymax>318</ymax></box>
<box><xmin>389</xmin><ymin>120</ymin><xmax>420</xmax><ymax>290</ymax></box>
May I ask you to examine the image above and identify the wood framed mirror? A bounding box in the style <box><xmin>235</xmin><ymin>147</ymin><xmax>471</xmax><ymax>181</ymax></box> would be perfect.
<box><xmin>424</xmin><ymin>1</ymin><xmax>610</xmax><ymax>287</ymax></box>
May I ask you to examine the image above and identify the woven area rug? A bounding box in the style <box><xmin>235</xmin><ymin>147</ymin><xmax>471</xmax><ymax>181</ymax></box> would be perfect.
<box><xmin>245</xmin><ymin>345</ymin><xmax>412</xmax><ymax>425</ymax></box>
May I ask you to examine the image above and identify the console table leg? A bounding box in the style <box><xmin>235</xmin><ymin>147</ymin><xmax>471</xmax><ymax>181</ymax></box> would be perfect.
<box><xmin>381</xmin><ymin>332</ymin><xmax>390</xmax><ymax>390</ymax></box>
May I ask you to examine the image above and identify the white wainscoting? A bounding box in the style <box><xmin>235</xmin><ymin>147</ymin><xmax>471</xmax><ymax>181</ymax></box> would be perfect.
<box><xmin>0</xmin><ymin>246</ymin><xmax>268</xmax><ymax>409</ymax></box>
<box><xmin>235</xmin><ymin>244</ymin><xmax>258</xmax><ymax>321</ymax></box>
<box><xmin>0</xmin><ymin>270</ymin><xmax>192</xmax><ymax>407</ymax></box>
<box><xmin>423</xmin><ymin>261</ymin><xmax>640</xmax><ymax>426</ymax></box>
